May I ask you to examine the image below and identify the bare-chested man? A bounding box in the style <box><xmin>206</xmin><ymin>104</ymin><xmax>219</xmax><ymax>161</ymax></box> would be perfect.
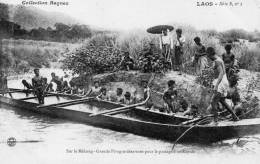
<box><xmin>193</xmin><ymin>37</ymin><xmax>208</xmax><ymax>75</ymax></box>
<box><xmin>206</xmin><ymin>47</ymin><xmax>239</xmax><ymax>123</ymax></box>
<box><xmin>32</xmin><ymin>68</ymin><xmax>46</xmax><ymax>104</ymax></box>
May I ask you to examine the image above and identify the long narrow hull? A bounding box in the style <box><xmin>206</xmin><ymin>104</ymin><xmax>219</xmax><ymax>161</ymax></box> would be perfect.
<box><xmin>1</xmin><ymin>95</ymin><xmax>260</xmax><ymax>143</ymax></box>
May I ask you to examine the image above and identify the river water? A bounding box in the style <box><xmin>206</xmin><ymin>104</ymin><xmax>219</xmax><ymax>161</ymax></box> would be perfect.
<box><xmin>1</xmin><ymin>69</ymin><xmax>260</xmax><ymax>163</ymax></box>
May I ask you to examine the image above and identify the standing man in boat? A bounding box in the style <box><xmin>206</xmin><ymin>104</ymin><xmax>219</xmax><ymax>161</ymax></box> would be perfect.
<box><xmin>142</xmin><ymin>80</ymin><xmax>153</xmax><ymax>110</ymax></box>
<box><xmin>32</xmin><ymin>68</ymin><xmax>46</xmax><ymax>104</ymax></box>
<box><xmin>174</xmin><ymin>28</ymin><xmax>185</xmax><ymax>75</ymax></box>
<box><xmin>163</xmin><ymin>80</ymin><xmax>178</xmax><ymax>113</ymax></box>
<box><xmin>206</xmin><ymin>47</ymin><xmax>239</xmax><ymax>123</ymax></box>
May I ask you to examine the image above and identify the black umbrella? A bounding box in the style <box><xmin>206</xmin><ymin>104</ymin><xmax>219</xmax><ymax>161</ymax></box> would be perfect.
<box><xmin>147</xmin><ymin>25</ymin><xmax>174</xmax><ymax>34</ymax></box>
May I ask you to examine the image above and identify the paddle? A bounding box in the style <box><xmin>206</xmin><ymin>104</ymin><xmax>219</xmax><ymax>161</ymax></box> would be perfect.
<box><xmin>226</xmin><ymin>106</ymin><xmax>258</xmax><ymax>121</ymax></box>
<box><xmin>172</xmin><ymin>110</ymin><xmax>231</xmax><ymax>149</ymax></box>
<box><xmin>104</xmin><ymin>108</ymin><xmax>132</xmax><ymax>115</ymax></box>
<box><xmin>172</xmin><ymin>117</ymin><xmax>212</xmax><ymax>150</ymax></box>
<box><xmin>180</xmin><ymin>110</ymin><xmax>227</xmax><ymax>125</ymax></box>
<box><xmin>1</xmin><ymin>89</ymin><xmax>33</xmax><ymax>94</ymax></box>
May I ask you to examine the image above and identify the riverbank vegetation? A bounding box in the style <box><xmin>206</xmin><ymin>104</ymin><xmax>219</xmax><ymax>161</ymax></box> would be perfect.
<box><xmin>0</xmin><ymin>39</ymin><xmax>80</xmax><ymax>75</ymax></box>
<box><xmin>63</xmin><ymin>26</ymin><xmax>260</xmax><ymax>76</ymax></box>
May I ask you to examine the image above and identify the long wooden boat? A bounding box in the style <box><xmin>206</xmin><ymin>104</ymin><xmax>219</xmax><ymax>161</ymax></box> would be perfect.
<box><xmin>1</xmin><ymin>89</ymin><xmax>260</xmax><ymax>143</ymax></box>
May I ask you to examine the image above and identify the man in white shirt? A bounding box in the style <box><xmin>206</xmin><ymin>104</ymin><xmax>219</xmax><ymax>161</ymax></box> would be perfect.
<box><xmin>159</xmin><ymin>29</ymin><xmax>173</xmax><ymax>66</ymax></box>
<box><xmin>174</xmin><ymin>28</ymin><xmax>185</xmax><ymax>74</ymax></box>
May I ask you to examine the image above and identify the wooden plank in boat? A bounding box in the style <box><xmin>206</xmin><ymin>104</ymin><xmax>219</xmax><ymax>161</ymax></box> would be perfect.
<box><xmin>89</xmin><ymin>96</ymin><xmax>149</xmax><ymax>117</ymax></box>
<box><xmin>18</xmin><ymin>94</ymin><xmax>55</xmax><ymax>100</ymax></box>
<box><xmin>37</xmin><ymin>96</ymin><xmax>95</xmax><ymax>108</ymax></box>
<box><xmin>0</xmin><ymin>90</ymin><xmax>33</xmax><ymax>94</ymax></box>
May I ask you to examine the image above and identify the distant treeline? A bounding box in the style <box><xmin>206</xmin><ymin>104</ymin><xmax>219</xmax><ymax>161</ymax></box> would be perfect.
<box><xmin>200</xmin><ymin>29</ymin><xmax>260</xmax><ymax>43</ymax></box>
<box><xmin>0</xmin><ymin>18</ymin><xmax>92</xmax><ymax>42</ymax></box>
<box><xmin>0</xmin><ymin>39</ymin><xmax>77</xmax><ymax>74</ymax></box>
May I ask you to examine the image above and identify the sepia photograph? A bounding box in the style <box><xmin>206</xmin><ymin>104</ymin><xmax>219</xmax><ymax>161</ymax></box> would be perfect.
<box><xmin>0</xmin><ymin>0</ymin><xmax>260</xmax><ymax>163</ymax></box>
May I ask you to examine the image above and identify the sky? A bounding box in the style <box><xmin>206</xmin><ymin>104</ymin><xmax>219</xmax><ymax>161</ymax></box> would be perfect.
<box><xmin>1</xmin><ymin>0</ymin><xmax>260</xmax><ymax>31</ymax></box>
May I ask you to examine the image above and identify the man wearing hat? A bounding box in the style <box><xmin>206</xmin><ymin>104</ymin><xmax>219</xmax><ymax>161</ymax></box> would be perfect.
<box><xmin>206</xmin><ymin>47</ymin><xmax>239</xmax><ymax>123</ymax></box>
<box><xmin>32</xmin><ymin>68</ymin><xmax>46</xmax><ymax>104</ymax></box>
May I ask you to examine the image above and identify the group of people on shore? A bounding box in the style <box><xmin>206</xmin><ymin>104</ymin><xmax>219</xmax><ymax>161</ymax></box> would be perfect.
<box><xmin>119</xmin><ymin>27</ymin><xmax>238</xmax><ymax>79</ymax></box>
<box><xmin>159</xmin><ymin>27</ymin><xmax>239</xmax><ymax>78</ymax></box>
<box><xmin>118</xmin><ymin>28</ymin><xmax>186</xmax><ymax>74</ymax></box>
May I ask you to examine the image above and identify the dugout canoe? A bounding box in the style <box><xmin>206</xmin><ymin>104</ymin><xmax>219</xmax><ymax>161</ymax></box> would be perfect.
<box><xmin>1</xmin><ymin>89</ymin><xmax>260</xmax><ymax>143</ymax></box>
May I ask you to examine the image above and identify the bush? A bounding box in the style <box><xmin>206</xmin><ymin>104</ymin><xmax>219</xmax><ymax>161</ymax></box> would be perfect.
<box><xmin>238</xmin><ymin>48</ymin><xmax>260</xmax><ymax>72</ymax></box>
<box><xmin>62</xmin><ymin>34</ymin><xmax>121</xmax><ymax>75</ymax></box>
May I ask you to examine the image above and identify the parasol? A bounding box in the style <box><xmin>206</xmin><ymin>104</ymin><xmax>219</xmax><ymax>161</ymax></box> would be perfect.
<box><xmin>146</xmin><ymin>25</ymin><xmax>174</xmax><ymax>34</ymax></box>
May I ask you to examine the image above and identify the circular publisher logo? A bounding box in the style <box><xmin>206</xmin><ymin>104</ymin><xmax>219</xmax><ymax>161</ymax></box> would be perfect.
<box><xmin>7</xmin><ymin>137</ymin><xmax>16</xmax><ymax>147</ymax></box>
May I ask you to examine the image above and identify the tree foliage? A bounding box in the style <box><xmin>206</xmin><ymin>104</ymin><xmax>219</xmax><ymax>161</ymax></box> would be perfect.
<box><xmin>0</xmin><ymin>19</ymin><xmax>92</xmax><ymax>42</ymax></box>
<box><xmin>62</xmin><ymin>34</ymin><xmax>122</xmax><ymax>75</ymax></box>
